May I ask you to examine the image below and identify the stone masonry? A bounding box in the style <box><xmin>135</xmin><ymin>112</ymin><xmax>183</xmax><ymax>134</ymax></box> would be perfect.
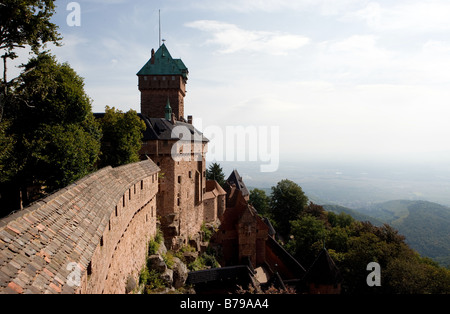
<box><xmin>0</xmin><ymin>160</ymin><xmax>159</xmax><ymax>294</ymax></box>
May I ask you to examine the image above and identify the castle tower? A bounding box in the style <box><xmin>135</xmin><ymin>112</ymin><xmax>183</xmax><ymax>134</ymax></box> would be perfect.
<box><xmin>137</xmin><ymin>44</ymin><xmax>189</xmax><ymax>120</ymax></box>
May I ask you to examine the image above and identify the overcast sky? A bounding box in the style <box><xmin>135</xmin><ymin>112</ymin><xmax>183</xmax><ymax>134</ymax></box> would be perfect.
<box><xmin>4</xmin><ymin>0</ymin><xmax>450</xmax><ymax>165</ymax></box>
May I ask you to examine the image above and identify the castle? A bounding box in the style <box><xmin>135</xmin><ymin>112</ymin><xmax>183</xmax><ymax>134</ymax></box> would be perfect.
<box><xmin>0</xmin><ymin>44</ymin><xmax>341</xmax><ymax>294</ymax></box>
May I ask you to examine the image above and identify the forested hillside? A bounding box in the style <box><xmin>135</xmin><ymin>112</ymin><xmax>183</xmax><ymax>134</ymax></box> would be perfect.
<box><xmin>357</xmin><ymin>200</ymin><xmax>450</xmax><ymax>267</ymax></box>
<box><xmin>250</xmin><ymin>183</ymin><xmax>450</xmax><ymax>294</ymax></box>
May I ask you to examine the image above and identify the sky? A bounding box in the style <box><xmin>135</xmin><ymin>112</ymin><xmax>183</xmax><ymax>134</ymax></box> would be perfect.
<box><xmin>4</xmin><ymin>0</ymin><xmax>450</xmax><ymax>168</ymax></box>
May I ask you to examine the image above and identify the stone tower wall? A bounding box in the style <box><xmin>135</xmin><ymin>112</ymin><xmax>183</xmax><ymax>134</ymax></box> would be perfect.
<box><xmin>139</xmin><ymin>75</ymin><xmax>186</xmax><ymax>120</ymax></box>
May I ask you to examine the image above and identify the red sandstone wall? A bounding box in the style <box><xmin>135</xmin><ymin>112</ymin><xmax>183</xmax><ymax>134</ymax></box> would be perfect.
<box><xmin>79</xmin><ymin>174</ymin><xmax>159</xmax><ymax>294</ymax></box>
<box><xmin>139</xmin><ymin>75</ymin><xmax>186</xmax><ymax>120</ymax></box>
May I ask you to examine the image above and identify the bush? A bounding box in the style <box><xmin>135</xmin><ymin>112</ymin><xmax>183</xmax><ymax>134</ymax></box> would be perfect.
<box><xmin>188</xmin><ymin>252</ymin><xmax>220</xmax><ymax>271</ymax></box>
<box><xmin>139</xmin><ymin>268</ymin><xmax>165</xmax><ymax>294</ymax></box>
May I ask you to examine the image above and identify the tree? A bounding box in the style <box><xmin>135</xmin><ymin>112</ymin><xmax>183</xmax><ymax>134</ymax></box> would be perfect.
<box><xmin>286</xmin><ymin>215</ymin><xmax>327</xmax><ymax>266</ymax></box>
<box><xmin>0</xmin><ymin>53</ymin><xmax>101</xmax><ymax>213</ymax></box>
<box><xmin>0</xmin><ymin>0</ymin><xmax>61</xmax><ymax>120</ymax></box>
<box><xmin>249</xmin><ymin>188</ymin><xmax>270</xmax><ymax>216</ymax></box>
<box><xmin>98</xmin><ymin>106</ymin><xmax>146</xmax><ymax>168</ymax></box>
<box><xmin>269</xmin><ymin>179</ymin><xmax>309</xmax><ymax>237</ymax></box>
<box><xmin>0</xmin><ymin>120</ymin><xmax>15</xmax><ymax>183</ymax></box>
<box><xmin>30</xmin><ymin>122</ymin><xmax>101</xmax><ymax>192</ymax></box>
<box><xmin>206</xmin><ymin>162</ymin><xmax>226</xmax><ymax>187</ymax></box>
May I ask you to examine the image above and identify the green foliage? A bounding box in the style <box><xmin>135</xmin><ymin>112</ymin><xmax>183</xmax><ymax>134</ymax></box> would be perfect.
<box><xmin>148</xmin><ymin>229</ymin><xmax>163</xmax><ymax>255</ymax></box>
<box><xmin>98</xmin><ymin>106</ymin><xmax>146</xmax><ymax>168</ymax></box>
<box><xmin>357</xmin><ymin>200</ymin><xmax>450</xmax><ymax>268</ymax></box>
<box><xmin>206</xmin><ymin>162</ymin><xmax>226</xmax><ymax>187</ymax></box>
<box><xmin>188</xmin><ymin>252</ymin><xmax>220</xmax><ymax>271</ymax></box>
<box><xmin>249</xmin><ymin>188</ymin><xmax>270</xmax><ymax>216</ymax></box>
<box><xmin>0</xmin><ymin>120</ymin><xmax>15</xmax><ymax>183</ymax></box>
<box><xmin>286</xmin><ymin>215</ymin><xmax>327</xmax><ymax>266</ymax></box>
<box><xmin>30</xmin><ymin>123</ymin><xmax>101</xmax><ymax>191</ymax></box>
<box><xmin>147</xmin><ymin>240</ymin><xmax>160</xmax><ymax>256</ymax></box>
<box><xmin>286</xmin><ymin>206</ymin><xmax>450</xmax><ymax>293</ymax></box>
<box><xmin>0</xmin><ymin>0</ymin><xmax>61</xmax><ymax>55</ymax></box>
<box><xmin>269</xmin><ymin>179</ymin><xmax>309</xmax><ymax>237</ymax></box>
<box><xmin>139</xmin><ymin>268</ymin><xmax>165</xmax><ymax>293</ymax></box>
<box><xmin>271</xmin><ymin>185</ymin><xmax>450</xmax><ymax>293</ymax></box>
<box><xmin>0</xmin><ymin>53</ymin><xmax>101</xmax><ymax>211</ymax></box>
<box><xmin>201</xmin><ymin>223</ymin><xmax>213</xmax><ymax>242</ymax></box>
<box><xmin>163</xmin><ymin>251</ymin><xmax>175</xmax><ymax>269</ymax></box>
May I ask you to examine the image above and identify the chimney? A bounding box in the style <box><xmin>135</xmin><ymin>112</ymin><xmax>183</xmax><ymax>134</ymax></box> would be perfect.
<box><xmin>188</xmin><ymin>115</ymin><xmax>193</xmax><ymax>124</ymax></box>
<box><xmin>150</xmin><ymin>48</ymin><xmax>155</xmax><ymax>64</ymax></box>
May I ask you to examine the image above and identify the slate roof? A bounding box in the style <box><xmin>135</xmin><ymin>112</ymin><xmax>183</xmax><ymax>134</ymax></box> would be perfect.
<box><xmin>226</xmin><ymin>170</ymin><xmax>249</xmax><ymax>197</ymax></box>
<box><xmin>302</xmin><ymin>248</ymin><xmax>342</xmax><ymax>285</ymax></box>
<box><xmin>139</xmin><ymin>115</ymin><xmax>209</xmax><ymax>143</ymax></box>
<box><xmin>266</xmin><ymin>236</ymin><xmax>306</xmax><ymax>277</ymax></box>
<box><xmin>92</xmin><ymin>113</ymin><xmax>209</xmax><ymax>143</ymax></box>
<box><xmin>137</xmin><ymin>44</ymin><xmax>188</xmax><ymax>80</ymax></box>
<box><xmin>0</xmin><ymin>160</ymin><xmax>159</xmax><ymax>294</ymax></box>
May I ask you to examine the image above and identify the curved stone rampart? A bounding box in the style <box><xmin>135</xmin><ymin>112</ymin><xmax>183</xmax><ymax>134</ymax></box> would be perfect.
<box><xmin>0</xmin><ymin>160</ymin><xmax>159</xmax><ymax>294</ymax></box>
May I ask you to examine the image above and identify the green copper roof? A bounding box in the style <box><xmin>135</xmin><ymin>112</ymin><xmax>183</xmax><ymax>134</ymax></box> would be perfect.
<box><xmin>137</xmin><ymin>44</ymin><xmax>188</xmax><ymax>79</ymax></box>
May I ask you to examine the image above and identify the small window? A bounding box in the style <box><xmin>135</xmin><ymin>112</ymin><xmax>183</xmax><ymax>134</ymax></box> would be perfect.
<box><xmin>189</xmin><ymin>171</ymin><xmax>192</xmax><ymax>178</ymax></box>
<box><xmin>87</xmin><ymin>262</ymin><xmax>92</xmax><ymax>276</ymax></box>
<box><xmin>134</xmin><ymin>184</ymin><xmax>136</xmax><ymax>194</ymax></box>
<box><xmin>177</xmin><ymin>198</ymin><xmax>181</xmax><ymax>206</ymax></box>
<box><xmin>100</xmin><ymin>236</ymin><xmax>104</xmax><ymax>247</ymax></box>
<box><xmin>141</xmin><ymin>180</ymin><xmax>144</xmax><ymax>190</ymax></box>
<box><xmin>178</xmin><ymin>176</ymin><xmax>182</xmax><ymax>184</ymax></box>
<box><xmin>123</xmin><ymin>195</ymin><xmax>126</xmax><ymax>207</ymax></box>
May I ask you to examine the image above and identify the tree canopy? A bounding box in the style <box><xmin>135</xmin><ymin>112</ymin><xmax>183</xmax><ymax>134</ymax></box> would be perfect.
<box><xmin>1</xmin><ymin>0</ymin><xmax>62</xmax><ymax>121</ymax></box>
<box><xmin>0</xmin><ymin>0</ymin><xmax>61</xmax><ymax>55</ymax></box>
<box><xmin>257</xmin><ymin>179</ymin><xmax>450</xmax><ymax>293</ymax></box>
<box><xmin>269</xmin><ymin>179</ymin><xmax>309</xmax><ymax>237</ymax></box>
<box><xmin>0</xmin><ymin>53</ymin><xmax>101</xmax><ymax>213</ymax></box>
<box><xmin>98</xmin><ymin>106</ymin><xmax>146</xmax><ymax>168</ymax></box>
<box><xmin>206</xmin><ymin>162</ymin><xmax>226</xmax><ymax>187</ymax></box>
<box><xmin>249</xmin><ymin>188</ymin><xmax>270</xmax><ymax>216</ymax></box>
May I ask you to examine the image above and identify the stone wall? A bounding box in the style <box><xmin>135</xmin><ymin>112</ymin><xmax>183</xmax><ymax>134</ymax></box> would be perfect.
<box><xmin>139</xmin><ymin>75</ymin><xmax>186</xmax><ymax>120</ymax></box>
<box><xmin>141</xmin><ymin>140</ymin><xmax>210</xmax><ymax>250</ymax></box>
<box><xmin>0</xmin><ymin>160</ymin><xmax>159</xmax><ymax>294</ymax></box>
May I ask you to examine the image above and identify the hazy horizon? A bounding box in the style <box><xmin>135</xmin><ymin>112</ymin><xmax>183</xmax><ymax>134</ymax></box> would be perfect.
<box><xmin>214</xmin><ymin>157</ymin><xmax>450</xmax><ymax>208</ymax></box>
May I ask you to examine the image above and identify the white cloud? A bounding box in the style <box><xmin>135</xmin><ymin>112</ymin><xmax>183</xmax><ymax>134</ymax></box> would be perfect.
<box><xmin>185</xmin><ymin>0</ymin><xmax>368</xmax><ymax>15</ymax></box>
<box><xmin>185</xmin><ymin>20</ymin><xmax>310</xmax><ymax>55</ymax></box>
<box><xmin>348</xmin><ymin>1</ymin><xmax>450</xmax><ymax>32</ymax></box>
